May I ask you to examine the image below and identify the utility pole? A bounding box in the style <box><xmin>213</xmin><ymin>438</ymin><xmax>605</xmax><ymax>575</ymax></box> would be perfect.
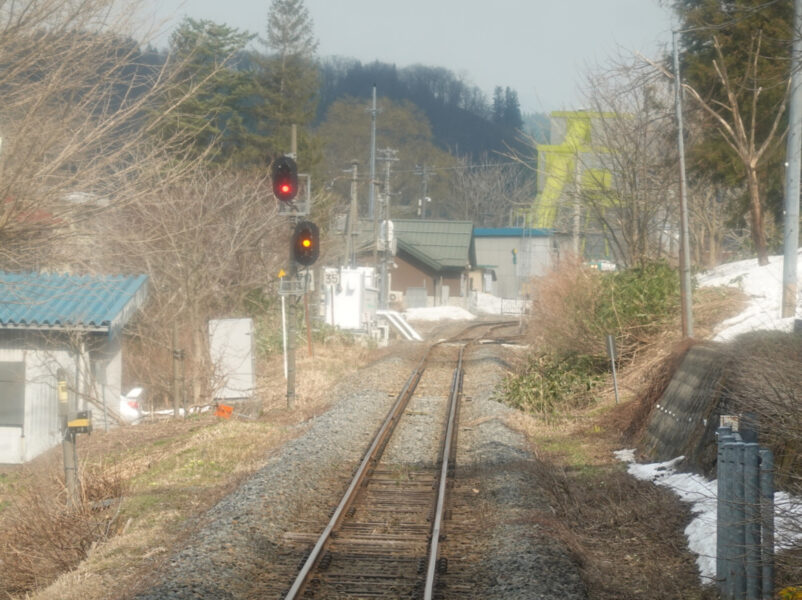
<box><xmin>573</xmin><ymin>153</ymin><xmax>582</xmax><ymax>258</ymax></box>
<box><xmin>378</xmin><ymin>148</ymin><xmax>398</xmax><ymax>308</ymax></box>
<box><xmin>782</xmin><ymin>0</ymin><xmax>802</xmax><ymax>318</ymax></box>
<box><xmin>58</xmin><ymin>368</ymin><xmax>78</xmax><ymax>508</ymax></box>
<box><xmin>367</xmin><ymin>86</ymin><xmax>381</xmax><ymax>269</ymax></box>
<box><xmin>673</xmin><ymin>30</ymin><xmax>694</xmax><ymax>339</ymax></box>
<box><xmin>416</xmin><ymin>164</ymin><xmax>431</xmax><ymax>218</ymax></box>
<box><xmin>368</xmin><ymin>85</ymin><xmax>377</xmax><ymax>220</ymax></box>
<box><xmin>286</xmin><ymin>125</ymin><xmax>298</xmax><ymax>409</ymax></box>
<box><xmin>347</xmin><ymin>161</ymin><xmax>359</xmax><ymax>267</ymax></box>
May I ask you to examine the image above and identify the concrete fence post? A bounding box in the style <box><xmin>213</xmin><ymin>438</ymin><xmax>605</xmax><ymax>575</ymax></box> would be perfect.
<box><xmin>716</xmin><ymin>428</ymin><xmax>774</xmax><ymax>600</ymax></box>
<box><xmin>733</xmin><ymin>442</ymin><xmax>746</xmax><ymax>599</ymax></box>
<box><xmin>759</xmin><ymin>448</ymin><xmax>774</xmax><ymax>600</ymax></box>
<box><xmin>717</xmin><ymin>427</ymin><xmax>733</xmax><ymax>594</ymax></box>
<box><xmin>722</xmin><ymin>441</ymin><xmax>738</xmax><ymax>598</ymax></box>
<box><xmin>743</xmin><ymin>443</ymin><xmax>760</xmax><ymax>600</ymax></box>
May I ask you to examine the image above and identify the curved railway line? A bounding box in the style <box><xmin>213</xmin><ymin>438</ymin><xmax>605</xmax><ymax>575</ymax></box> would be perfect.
<box><xmin>259</xmin><ymin>321</ymin><xmax>517</xmax><ymax>599</ymax></box>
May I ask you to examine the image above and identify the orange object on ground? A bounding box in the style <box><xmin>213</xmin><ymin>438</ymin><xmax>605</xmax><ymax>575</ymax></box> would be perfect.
<box><xmin>215</xmin><ymin>404</ymin><xmax>233</xmax><ymax>419</ymax></box>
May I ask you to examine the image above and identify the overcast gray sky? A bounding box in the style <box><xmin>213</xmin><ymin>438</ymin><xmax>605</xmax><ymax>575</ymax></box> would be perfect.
<box><xmin>147</xmin><ymin>0</ymin><xmax>675</xmax><ymax>114</ymax></box>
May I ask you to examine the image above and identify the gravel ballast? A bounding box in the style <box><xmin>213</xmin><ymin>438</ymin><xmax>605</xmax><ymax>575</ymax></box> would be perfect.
<box><xmin>133</xmin><ymin>339</ymin><xmax>587</xmax><ymax>600</ymax></box>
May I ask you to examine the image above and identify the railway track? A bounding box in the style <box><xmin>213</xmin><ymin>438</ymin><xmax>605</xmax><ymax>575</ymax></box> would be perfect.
<box><xmin>258</xmin><ymin>320</ymin><xmax>516</xmax><ymax>599</ymax></box>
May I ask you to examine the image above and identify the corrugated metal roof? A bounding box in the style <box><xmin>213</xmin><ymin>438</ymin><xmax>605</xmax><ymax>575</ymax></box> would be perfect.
<box><xmin>393</xmin><ymin>219</ymin><xmax>473</xmax><ymax>271</ymax></box>
<box><xmin>473</xmin><ymin>227</ymin><xmax>552</xmax><ymax>238</ymax></box>
<box><xmin>0</xmin><ymin>272</ymin><xmax>148</xmax><ymax>336</ymax></box>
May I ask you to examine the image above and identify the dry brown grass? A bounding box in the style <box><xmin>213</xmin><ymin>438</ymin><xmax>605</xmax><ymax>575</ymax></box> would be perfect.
<box><xmin>0</xmin><ymin>283</ymin><xmax>767</xmax><ymax>599</ymax></box>
<box><xmin>714</xmin><ymin>331</ymin><xmax>802</xmax><ymax>589</ymax></box>
<box><xmin>507</xmin><ymin>389</ymin><xmax>718</xmax><ymax>599</ymax></box>
<box><xmin>536</xmin><ymin>458</ymin><xmax>716</xmax><ymax>599</ymax></box>
<box><xmin>0</xmin><ymin>469</ymin><xmax>127</xmax><ymax>595</ymax></box>
<box><xmin>527</xmin><ymin>258</ymin><xmax>606</xmax><ymax>356</ymax></box>
<box><xmin>0</xmin><ymin>339</ymin><xmax>371</xmax><ymax>600</ymax></box>
<box><xmin>621</xmin><ymin>336</ymin><xmax>700</xmax><ymax>444</ymax></box>
<box><xmin>501</xmin><ymin>281</ymin><xmax>751</xmax><ymax>599</ymax></box>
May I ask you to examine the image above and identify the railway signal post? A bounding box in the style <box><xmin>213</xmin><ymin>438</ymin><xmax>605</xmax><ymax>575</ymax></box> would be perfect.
<box><xmin>273</xmin><ymin>128</ymin><xmax>319</xmax><ymax>409</ymax></box>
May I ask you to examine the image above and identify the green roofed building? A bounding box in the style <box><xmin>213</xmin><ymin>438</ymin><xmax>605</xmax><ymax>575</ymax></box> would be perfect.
<box><xmin>390</xmin><ymin>219</ymin><xmax>473</xmax><ymax>308</ymax></box>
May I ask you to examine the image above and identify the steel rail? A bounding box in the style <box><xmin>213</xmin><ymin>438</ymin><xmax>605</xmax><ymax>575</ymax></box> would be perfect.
<box><xmin>283</xmin><ymin>349</ymin><xmax>431</xmax><ymax>600</ymax></box>
<box><xmin>446</xmin><ymin>319</ymin><xmax>515</xmax><ymax>343</ymax></box>
<box><xmin>423</xmin><ymin>345</ymin><xmax>465</xmax><ymax>599</ymax></box>
<box><xmin>283</xmin><ymin>321</ymin><xmax>503</xmax><ymax>598</ymax></box>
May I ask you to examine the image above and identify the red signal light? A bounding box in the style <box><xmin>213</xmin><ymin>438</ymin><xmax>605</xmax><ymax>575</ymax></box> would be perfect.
<box><xmin>271</xmin><ymin>156</ymin><xmax>298</xmax><ymax>202</ymax></box>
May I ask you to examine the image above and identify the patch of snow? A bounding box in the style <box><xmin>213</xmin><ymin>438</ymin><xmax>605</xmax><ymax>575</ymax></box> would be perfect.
<box><xmin>472</xmin><ymin>292</ymin><xmax>526</xmax><ymax>315</ymax></box>
<box><xmin>404</xmin><ymin>306</ymin><xmax>476</xmax><ymax>322</ymax></box>
<box><xmin>698</xmin><ymin>253</ymin><xmax>802</xmax><ymax>341</ymax></box>
<box><xmin>614</xmin><ymin>254</ymin><xmax>802</xmax><ymax>583</ymax></box>
<box><xmin>612</xmin><ymin>448</ymin><xmax>636</xmax><ymax>463</ymax></box>
<box><xmin>617</xmin><ymin>452</ymin><xmax>802</xmax><ymax>584</ymax></box>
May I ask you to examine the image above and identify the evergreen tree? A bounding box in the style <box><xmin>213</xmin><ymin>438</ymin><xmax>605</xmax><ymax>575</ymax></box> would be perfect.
<box><xmin>672</xmin><ymin>0</ymin><xmax>792</xmax><ymax>262</ymax></box>
<box><xmin>156</xmin><ymin>18</ymin><xmax>267</xmax><ymax>166</ymax></box>
<box><xmin>266</xmin><ymin>0</ymin><xmax>318</xmax><ymax>62</ymax></box>
<box><xmin>503</xmin><ymin>87</ymin><xmax>523</xmax><ymax>130</ymax></box>
<box><xmin>492</xmin><ymin>86</ymin><xmax>504</xmax><ymax>123</ymax></box>
<box><xmin>259</xmin><ymin>0</ymin><xmax>320</xmax><ymax>161</ymax></box>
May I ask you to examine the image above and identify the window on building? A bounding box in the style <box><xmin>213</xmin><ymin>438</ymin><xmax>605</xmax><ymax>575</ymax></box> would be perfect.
<box><xmin>0</xmin><ymin>362</ymin><xmax>25</xmax><ymax>427</ymax></box>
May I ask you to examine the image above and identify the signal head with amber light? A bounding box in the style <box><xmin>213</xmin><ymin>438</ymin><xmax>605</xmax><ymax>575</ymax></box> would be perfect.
<box><xmin>292</xmin><ymin>220</ymin><xmax>319</xmax><ymax>266</ymax></box>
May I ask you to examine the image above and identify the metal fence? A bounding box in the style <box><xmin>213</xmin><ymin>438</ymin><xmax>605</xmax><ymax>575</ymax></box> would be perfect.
<box><xmin>716</xmin><ymin>425</ymin><xmax>775</xmax><ymax>600</ymax></box>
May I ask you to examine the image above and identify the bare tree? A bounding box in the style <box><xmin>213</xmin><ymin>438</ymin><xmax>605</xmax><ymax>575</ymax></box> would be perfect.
<box><xmin>0</xmin><ymin>0</ymin><xmax>214</xmax><ymax>270</ymax></box>
<box><xmin>686</xmin><ymin>179</ymin><xmax>743</xmax><ymax>268</ymax></box>
<box><xmin>647</xmin><ymin>33</ymin><xmax>788</xmax><ymax>266</ymax></box>
<box><xmin>450</xmin><ymin>156</ymin><xmax>536</xmax><ymax>227</ymax></box>
<box><xmin>89</xmin><ymin>169</ymin><xmax>287</xmax><ymax>407</ymax></box>
<box><xmin>577</xmin><ymin>59</ymin><xmax>680</xmax><ymax>267</ymax></box>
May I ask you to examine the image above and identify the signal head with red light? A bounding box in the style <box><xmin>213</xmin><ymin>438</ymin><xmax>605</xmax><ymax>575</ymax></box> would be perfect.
<box><xmin>271</xmin><ymin>156</ymin><xmax>298</xmax><ymax>202</ymax></box>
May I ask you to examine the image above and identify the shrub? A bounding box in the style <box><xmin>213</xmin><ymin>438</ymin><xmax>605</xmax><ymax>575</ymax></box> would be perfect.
<box><xmin>498</xmin><ymin>352</ymin><xmax>607</xmax><ymax>420</ymax></box>
<box><xmin>597</xmin><ymin>260</ymin><xmax>681</xmax><ymax>353</ymax></box>
<box><xmin>505</xmin><ymin>260</ymin><xmax>681</xmax><ymax>419</ymax></box>
<box><xmin>529</xmin><ymin>259</ymin><xmax>680</xmax><ymax>363</ymax></box>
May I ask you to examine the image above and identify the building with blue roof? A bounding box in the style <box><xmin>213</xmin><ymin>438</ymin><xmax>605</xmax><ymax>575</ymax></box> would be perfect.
<box><xmin>0</xmin><ymin>272</ymin><xmax>148</xmax><ymax>464</ymax></box>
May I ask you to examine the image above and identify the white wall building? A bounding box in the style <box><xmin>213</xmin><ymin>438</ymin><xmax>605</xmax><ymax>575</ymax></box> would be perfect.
<box><xmin>0</xmin><ymin>272</ymin><xmax>147</xmax><ymax>464</ymax></box>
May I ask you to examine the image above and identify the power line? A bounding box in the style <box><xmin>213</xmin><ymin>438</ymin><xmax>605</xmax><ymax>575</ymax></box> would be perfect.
<box><xmin>325</xmin><ymin>159</ymin><xmax>528</xmax><ymax>184</ymax></box>
<box><xmin>394</xmin><ymin>159</ymin><xmax>531</xmax><ymax>175</ymax></box>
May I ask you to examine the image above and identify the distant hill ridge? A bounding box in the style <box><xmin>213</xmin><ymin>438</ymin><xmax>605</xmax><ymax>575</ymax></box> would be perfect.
<box><xmin>316</xmin><ymin>58</ymin><xmax>539</xmax><ymax>159</ymax></box>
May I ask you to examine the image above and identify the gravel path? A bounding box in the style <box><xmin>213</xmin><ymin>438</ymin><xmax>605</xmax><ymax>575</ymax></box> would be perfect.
<box><xmin>132</xmin><ymin>340</ymin><xmax>587</xmax><ymax>600</ymax></box>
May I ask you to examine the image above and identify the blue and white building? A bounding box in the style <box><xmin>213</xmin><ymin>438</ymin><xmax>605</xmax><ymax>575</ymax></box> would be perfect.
<box><xmin>0</xmin><ymin>272</ymin><xmax>148</xmax><ymax>464</ymax></box>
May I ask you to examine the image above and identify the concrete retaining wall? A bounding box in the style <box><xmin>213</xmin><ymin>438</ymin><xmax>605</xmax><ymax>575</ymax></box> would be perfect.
<box><xmin>639</xmin><ymin>343</ymin><xmax>729</xmax><ymax>476</ymax></box>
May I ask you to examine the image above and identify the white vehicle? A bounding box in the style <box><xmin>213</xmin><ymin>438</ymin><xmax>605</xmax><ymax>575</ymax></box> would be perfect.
<box><xmin>119</xmin><ymin>387</ymin><xmax>144</xmax><ymax>423</ymax></box>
